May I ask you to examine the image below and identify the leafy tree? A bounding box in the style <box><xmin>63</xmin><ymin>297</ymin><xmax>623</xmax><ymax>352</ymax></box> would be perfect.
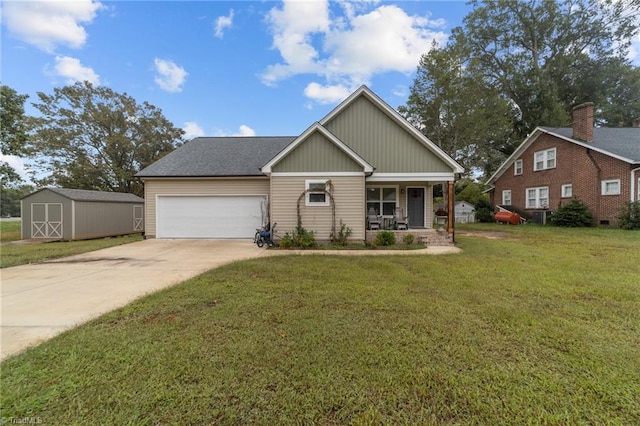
<box><xmin>29</xmin><ymin>81</ymin><xmax>184</xmax><ymax>196</ymax></box>
<box><xmin>0</xmin><ymin>184</ymin><xmax>34</xmax><ymax>217</ymax></box>
<box><xmin>1</xmin><ymin>85</ymin><xmax>31</xmax><ymax>185</ymax></box>
<box><xmin>618</xmin><ymin>201</ymin><xmax>640</xmax><ymax>230</ymax></box>
<box><xmin>457</xmin><ymin>0</ymin><xmax>640</xmax><ymax>136</ymax></box>
<box><xmin>399</xmin><ymin>41</ymin><xmax>515</xmax><ymax>177</ymax></box>
<box><xmin>401</xmin><ymin>0</ymin><xmax>640</xmax><ymax>177</ymax></box>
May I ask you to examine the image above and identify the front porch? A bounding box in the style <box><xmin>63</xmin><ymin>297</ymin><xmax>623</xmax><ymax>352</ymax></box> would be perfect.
<box><xmin>365</xmin><ymin>229</ymin><xmax>455</xmax><ymax>246</ymax></box>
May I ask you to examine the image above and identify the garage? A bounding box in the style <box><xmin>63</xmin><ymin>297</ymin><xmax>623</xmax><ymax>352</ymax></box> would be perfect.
<box><xmin>156</xmin><ymin>195</ymin><xmax>267</xmax><ymax>238</ymax></box>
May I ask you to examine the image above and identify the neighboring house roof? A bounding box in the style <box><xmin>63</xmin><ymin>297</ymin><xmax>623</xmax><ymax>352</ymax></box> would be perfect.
<box><xmin>488</xmin><ymin>126</ymin><xmax>640</xmax><ymax>185</ymax></box>
<box><xmin>261</xmin><ymin>123</ymin><xmax>374</xmax><ymax>175</ymax></box>
<box><xmin>24</xmin><ymin>187</ymin><xmax>144</xmax><ymax>203</ymax></box>
<box><xmin>542</xmin><ymin>127</ymin><xmax>640</xmax><ymax>163</ymax></box>
<box><xmin>136</xmin><ymin>136</ymin><xmax>296</xmax><ymax>177</ymax></box>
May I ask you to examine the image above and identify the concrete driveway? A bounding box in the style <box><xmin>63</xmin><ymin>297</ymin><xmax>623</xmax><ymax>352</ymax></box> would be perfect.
<box><xmin>1</xmin><ymin>239</ymin><xmax>266</xmax><ymax>360</ymax></box>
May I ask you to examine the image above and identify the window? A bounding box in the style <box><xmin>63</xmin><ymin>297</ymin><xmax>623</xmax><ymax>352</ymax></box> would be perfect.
<box><xmin>366</xmin><ymin>187</ymin><xmax>397</xmax><ymax>216</ymax></box>
<box><xmin>601</xmin><ymin>179</ymin><xmax>620</xmax><ymax>196</ymax></box>
<box><xmin>305</xmin><ymin>180</ymin><xmax>329</xmax><ymax>206</ymax></box>
<box><xmin>534</xmin><ymin>148</ymin><xmax>556</xmax><ymax>171</ymax></box>
<box><xmin>561</xmin><ymin>184</ymin><xmax>573</xmax><ymax>198</ymax></box>
<box><xmin>514</xmin><ymin>159</ymin><xmax>523</xmax><ymax>175</ymax></box>
<box><xmin>502</xmin><ymin>190</ymin><xmax>512</xmax><ymax>205</ymax></box>
<box><xmin>526</xmin><ymin>187</ymin><xmax>549</xmax><ymax>208</ymax></box>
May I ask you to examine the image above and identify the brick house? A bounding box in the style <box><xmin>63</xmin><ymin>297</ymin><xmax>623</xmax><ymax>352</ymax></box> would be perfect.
<box><xmin>487</xmin><ymin>103</ymin><xmax>640</xmax><ymax>226</ymax></box>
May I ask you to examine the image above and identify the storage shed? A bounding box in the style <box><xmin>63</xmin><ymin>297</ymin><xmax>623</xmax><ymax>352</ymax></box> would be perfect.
<box><xmin>454</xmin><ymin>201</ymin><xmax>476</xmax><ymax>223</ymax></box>
<box><xmin>21</xmin><ymin>188</ymin><xmax>144</xmax><ymax>240</ymax></box>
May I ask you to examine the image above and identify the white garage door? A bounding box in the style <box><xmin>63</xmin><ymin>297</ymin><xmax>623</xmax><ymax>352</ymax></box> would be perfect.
<box><xmin>157</xmin><ymin>195</ymin><xmax>266</xmax><ymax>238</ymax></box>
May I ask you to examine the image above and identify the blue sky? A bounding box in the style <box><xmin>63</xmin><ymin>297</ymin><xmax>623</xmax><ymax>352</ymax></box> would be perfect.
<box><xmin>2</xmin><ymin>0</ymin><xmax>639</xmax><ymax>182</ymax></box>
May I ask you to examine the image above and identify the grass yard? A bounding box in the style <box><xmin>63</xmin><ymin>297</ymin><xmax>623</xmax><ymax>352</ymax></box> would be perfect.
<box><xmin>0</xmin><ymin>219</ymin><xmax>143</xmax><ymax>268</ymax></box>
<box><xmin>1</xmin><ymin>225</ymin><xmax>639</xmax><ymax>424</ymax></box>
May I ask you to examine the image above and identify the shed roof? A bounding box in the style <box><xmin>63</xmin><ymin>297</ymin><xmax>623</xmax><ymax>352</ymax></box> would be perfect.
<box><xmin>136</xmin><ymin>136</ymin><xmax>296</xmax><ymax>177</ymax></box>
<box><xmin>24</xmin><ymin>188</ymin><xmax>144</xmax><ymax>203</ymax></box>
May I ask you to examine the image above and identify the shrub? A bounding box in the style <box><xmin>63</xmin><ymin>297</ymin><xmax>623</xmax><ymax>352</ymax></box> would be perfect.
<box><xmin>292</xmin><ymin>225</ymin><xmax>316</xmax><ymax>249</ymax></box>
<box><xmin>402</xmin><ymin>233</ymin><xmax>415</xmax><ymax>245</ymax></box>
<box><xmin>550</xmin><ymin>198</ymin><xmax>593</xmax><ymax>227</ymax></box>
<box><xmin>375</xmin><ymin>230</ymin><xmax>396</xmax><ymax>246</ymax></box>
<box><xmin>332</xmin><ymin>220</ymin><xmax>352</xmax><ymax>246</ymax></box>
<box><xmin>279</xmin><ymin>233</ymin><xmax>294</xmax><ymax>249</ymax></box>
<box><xmin>475</xmin><ymin>198</ymin><xmax>494</xmax><ymax>223</ymax></box>
<box><xmin>618</xmin><ymin>201</ymin><xmax>640</xmax><ymax>230</ymax></box>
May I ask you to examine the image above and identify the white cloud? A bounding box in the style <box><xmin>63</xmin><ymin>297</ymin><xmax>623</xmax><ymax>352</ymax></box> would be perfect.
<box><xmin>52</xmin><ymin>56</ymin><xmax>100</xmax><ymax>84</ymax></box>
<box><xmin>153</xmin><ymin>58</ymin><xmax>188</xmax><ymax>93</ymax></box>
<box><xmin>215</xmin><ymin>125</ymin><xmax>256</xmax><ymax>137</ymax></box>
<box><xmin>304</xmin><ymin>82</ymin><xmax>351</xmax><ymax>104</ymax></box>
<box><xmin>628</xmin><ymin>34</ymin><xmax>640</xmax><ymax>65</ymax></box>
<box><xmin>183</xmin><ymin>122</ymin><xmax>205</xmax><ymax>139</ymax></box>
<box><xmin>214</xmin><ymin>9</ymin><xmax>234</xmax><ymax>38</ymax></box>
<box><xmin>2</xmin><ymin>0</ymin><xmax>103</xmax><ymax>52</ymax></box>
<box><xmin>262</xmin><ymin>1</ymin><xmax>447</xmax><ymax>101</ymax></box>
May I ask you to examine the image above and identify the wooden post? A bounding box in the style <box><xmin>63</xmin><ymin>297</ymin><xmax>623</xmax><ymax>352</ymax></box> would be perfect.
<box><xmin>447</xmin><ymin>180</ymin><xmax>454</xmax><ymax>236</ymax></box>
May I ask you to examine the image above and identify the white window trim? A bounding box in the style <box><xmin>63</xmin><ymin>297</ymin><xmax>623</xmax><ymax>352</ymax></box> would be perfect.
<box><xmin>502</xmin><ymin>190</ymin><xmax>512</xmax><ymax>205</ymax></box>
<box><xmin>561</xmin><ymin>184</ymin><xmax>573</xmax><ymax>198</ymax></box>
<box><xmin>601</xmin><ymin>179</ymin><xmax>621</xmax><ymax>196</ymax></box>
<box><xmin>305</xmin><ymin>179</ymin><xmax>330</xmax><ymax>207</ymax></box>
<box><xmin>533</xmin><ymin>148</ymin><xmax>556</xmax><ymax>171</ymax></box>
<box><xmin>514</xmin><ymin>159</ymin><xmax>523</xmax><ymax>175</ymax></box>
<box><xmin>366</xmin><ymin>185</ymin><xmax>399</xmax><ymax>217</ymax></box>
<box><xmin>526</xmin><ymin>186</ymin><xmax>549</xmax><ymax>209</ymax></box>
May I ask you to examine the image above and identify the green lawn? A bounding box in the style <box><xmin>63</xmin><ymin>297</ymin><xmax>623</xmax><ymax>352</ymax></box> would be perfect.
<box><xmin>1</xmin><ymin>225</ymin><xmax>639</xmax><ymax>424</ymax></box>
<box><xmin>0</xmin><ymin>220</ymin><xmax>143</xmax><ymax>268</ymax></box>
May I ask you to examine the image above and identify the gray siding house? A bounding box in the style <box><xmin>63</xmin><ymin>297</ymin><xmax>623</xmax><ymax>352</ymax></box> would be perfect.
<box><xmin>137</xmin><ymin>86</ymin><xmax>464</xmax><ymax>242</ymax></box>
<box><xmin>21</xmin><ymin>188</ymin><xmax>144</xmax><ymax>240</ymax></box>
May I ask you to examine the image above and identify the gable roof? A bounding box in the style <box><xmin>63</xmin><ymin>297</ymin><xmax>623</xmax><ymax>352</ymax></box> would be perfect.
<box><xmin>487</xmin><ymin>126</ymin><xmax>640</xmax><ymax>185</ymax></box>
<box><xmin>261</xmin><ymin>123</ymin><xmax>373</xmax><ymax>174</ymax></box>
<box><xmin>136</xmin><ymin>136</ymin><xmax>295</xmax><ymax>178</ymax></box>
<box><xmin>320</xmin><ymin>85</ymin><xmax>464</xmax><ymax>174</ymax></box>
<box><xmin>24</xmin><ymin>188</ymin><xmax>144</xmax><ymax>203</ymax></box>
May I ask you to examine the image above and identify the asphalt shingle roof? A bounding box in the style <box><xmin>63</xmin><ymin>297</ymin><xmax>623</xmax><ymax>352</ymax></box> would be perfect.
<box><xmin>40</xmin><ymin>188</ymin><xmax>144</xmax><ymax>202</ymax></box>
<box><xmin>542</xmin><ymin>127</ymin><xmax>640</xmax><ymax>162</ymax></box>
<box><xmin>136</xmin><ymin>137</ymin><xmax>296</xmax><ymax>177</ymax></box>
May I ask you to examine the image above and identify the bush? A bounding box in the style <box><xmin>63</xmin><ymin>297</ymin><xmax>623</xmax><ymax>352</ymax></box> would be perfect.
<box><xmin>375</xmin><ymin>230</ymin><xmax>396</xmax><ymax>246</ymax></box>
<box><xmin>292</xmin><ymin>225</ymin><xmax>316</xmax><ymax>249</ymax></box>
<box><xmin>550</xmin><ymin>198</ymin><xmax>593</xmax><ymax>227</ymax></box>
<box><xmin>279</xmin><ymin>233</ymin><xmax>294</xmax><ymax>249</ymax></box>
<box><xmin>402</xmin><ymin>234</ymin><xmax>415</xmax><ymax>245</ymax></box>
<box><xmin>331</xmin><ymin>220</ymin><xmax>352</xmax><ymax>246</ymax></box>
<box><xmin>618</xmin><ymin>201</ymin><xmax>640</xmax><ymax>230</ymax></box>
<box><xmin>475</xmin><ymin>198</ymin><xmax>494</xmax><ymax>223</ymax></box>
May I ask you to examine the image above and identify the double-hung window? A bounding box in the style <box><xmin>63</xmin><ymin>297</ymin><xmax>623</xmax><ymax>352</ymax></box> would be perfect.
<box><xmin>502</xmin><ymin>190</ymin><xmax>512</xmax><ymax>205</ymax></box>
<box><xmin>601</xmin><ymin>179</ymin><xmax>620</xmax><ymax>196</ymax></box>
<box><xmin>534</xmin><ymin>148</ymin><xmax>556</xmax><ymax>171</ymax></box>
<box><xmin>305</xmin><ymin>180</ymin><xmax>330</xmax><ymax>206</ymax></box>
<box><xmin>526</xmin><ymin>187</ymin><xmax>549</xmax><ymax>208</ymax></box>
<box><xmin>366</xmin><ymin>187</ymin><xmax>397</xmax><ymax>216</ymax></box>
<box><xmin>514</xmin><ymin>159</ymin><xmax>523</xmax><ymax>175</ymax></box>
<box><xmin>561</xmin><ymin>184</ymin><xmax>573</xmax><ymax>198</ymax></box>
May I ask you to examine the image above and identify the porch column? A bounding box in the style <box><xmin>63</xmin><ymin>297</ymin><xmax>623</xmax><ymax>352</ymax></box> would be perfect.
<box><xmin>447</xmin><ymin>180</ymin><xmax>454</xmax><ymax>234</ymax></box>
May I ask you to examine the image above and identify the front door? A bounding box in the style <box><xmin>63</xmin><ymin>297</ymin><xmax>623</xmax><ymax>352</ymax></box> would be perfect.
<box><xmin>407</xmin><ymin>188</ymin><xmax>425</xmax><ymax>228</ymax></box>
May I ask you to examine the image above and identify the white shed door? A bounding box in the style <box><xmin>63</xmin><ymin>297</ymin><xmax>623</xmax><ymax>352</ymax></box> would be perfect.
<box><xmin>157</xmin><ymin>196</ymin><xmax>266</xmax><ymax>238</ymax></box>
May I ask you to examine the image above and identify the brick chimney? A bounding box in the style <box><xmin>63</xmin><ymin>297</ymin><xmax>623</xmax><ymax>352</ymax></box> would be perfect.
<box><xmin>572</xmin><ymin>102</ymin><xmax>594</xmax><ymax>142</ymax></box>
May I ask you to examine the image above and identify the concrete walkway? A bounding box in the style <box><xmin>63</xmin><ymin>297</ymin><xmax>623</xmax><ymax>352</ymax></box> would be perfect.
<box><xmin>1</xmin><ymin>240</ymin><xmax>460</xmax><ymax>360</ymax></box>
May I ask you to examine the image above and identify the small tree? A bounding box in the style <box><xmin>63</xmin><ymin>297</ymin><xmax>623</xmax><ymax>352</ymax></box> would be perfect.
<box><xmin>475</xmin><ymin>198</ymin><xmax>493</xmax><ymax>223</ymax></box>
<box><xmin>550</xmin><ymin>199</ymin><xmax>593</xmax><ymax>227</ymax></box>
<box><xmin>618</xmin><ymin>201</ymin><xmax>640</xmax><ymax>230</ymax></box>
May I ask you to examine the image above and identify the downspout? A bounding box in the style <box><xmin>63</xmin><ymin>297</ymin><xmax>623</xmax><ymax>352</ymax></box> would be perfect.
<box><xmin>632</xmin><ymin>167</ymin><xmax>640</xmax><ymax>202</ymax></box>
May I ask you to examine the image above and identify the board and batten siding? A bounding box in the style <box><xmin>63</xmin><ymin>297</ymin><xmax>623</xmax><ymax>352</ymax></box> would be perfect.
<box><xmin>143</xmin><ymin>178</ymin><xmax>269</xmax><ymax>237</ymax></box>
<box><xmin>324</xmin><ymin>96</ymin><xmax>452</xmax><ymax>173</ymax></box>
<box><xmin>272</xmin><ymin>132</ymin><xmax>363</xmax><ymax>173</ymax></box>
<box><xmin>270</xmin><ymin>175</ymin><xmax>366</xmax><ymax>241</ymax></box>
